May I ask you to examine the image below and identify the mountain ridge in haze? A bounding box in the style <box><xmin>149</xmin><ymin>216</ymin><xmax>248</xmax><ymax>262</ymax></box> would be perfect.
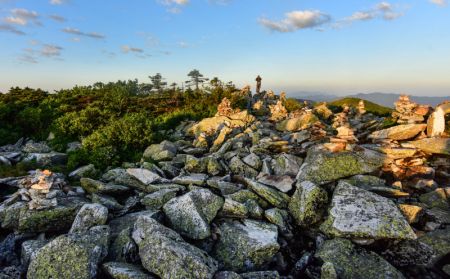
<box><xmin>291</xmin><ymin>92</ymin><xmax>449</xmax><ymax>107</ymax></box>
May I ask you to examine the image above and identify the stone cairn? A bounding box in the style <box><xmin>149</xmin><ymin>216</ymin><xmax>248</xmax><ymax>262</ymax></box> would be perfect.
<box><xmin>269</xmin><ymin>100</ymin><xmax>288</xmax><ymax>122</ymax></box>
<box><xmin>357</xmin><ymin>100</ymin><xmax>366</xmax><ymax>115</ymax></box>
<box><xmin>332</xmin><ymin>104</ymin><xmax>350</xmax><ymax>128</ymax></box>
<box><xmin>216</xmin><ymin>97</ymin><xmax>239</xmax><ymax>117</ymax></box>
<box><xmin>392</xmin><ymin>95</ymin><xmax>429</xmax><ymax>124</ymax></box>
<box><xmin>18</xmin><ymin>169</ymin><xmax>66</xmax><ymax>210</ymax></box>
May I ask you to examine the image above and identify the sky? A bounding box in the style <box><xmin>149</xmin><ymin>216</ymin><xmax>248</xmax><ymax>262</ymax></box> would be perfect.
<box><xmin>0</xmin><ymin>0</ymin><xmax>449</xmax><ymax>96</ymax></box>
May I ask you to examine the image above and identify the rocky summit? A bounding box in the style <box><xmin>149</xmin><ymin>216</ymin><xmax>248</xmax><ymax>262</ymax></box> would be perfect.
<box><xmin>1</xmin><ymin>92</ymin><xmax>450</xmax><ymax>279</ymax></box>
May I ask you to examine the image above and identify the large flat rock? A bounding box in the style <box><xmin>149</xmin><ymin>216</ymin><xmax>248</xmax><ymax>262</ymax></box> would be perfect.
<box><xmin>320</xmin><ymin>181</ymin><xmax>416</xmax><ymax>241</ymax></box>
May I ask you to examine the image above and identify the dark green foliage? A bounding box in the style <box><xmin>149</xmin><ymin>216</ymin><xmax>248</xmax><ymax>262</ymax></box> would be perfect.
<box><xmin>328</xmin><ymin>97</ymin><xmax>392</xmax><ymax>116</ymax></box>
<box><xmin>0</xmin><ymin>76</ymin><xmax>242</xmax><ymax>171</ymax></box>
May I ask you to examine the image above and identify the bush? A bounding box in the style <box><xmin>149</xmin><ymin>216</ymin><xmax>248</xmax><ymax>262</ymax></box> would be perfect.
<box><xmin>284</xmin><ymin>98</ymin><xmax>304</xmax><ymax>112</ymax></box>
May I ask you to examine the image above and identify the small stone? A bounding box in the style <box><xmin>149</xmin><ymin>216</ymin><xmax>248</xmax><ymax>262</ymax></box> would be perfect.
<box><xmin>126</xmin><ymin>168</ymin><xmax>164</xmax><ymax>185</ymax></box>
<box><xmin>257</xmin><ymin>174</ymin><xmax>294</xmax><ymax>193</ymax></box>
<box><xmin>172</xmin><ymin>173</ymin><xmax>208</xmax><ymax>186</ymax></box>
<box><xmin>80</xmin><ymin>178</ymin><xmax>129</xmax><ymax>195</ymax></box>
<box><xmin>143</xmin><ymin>140</ymin><xmax>178</xmax><ymax>162</ymax></box>
<box><xmin>243</xmin><ymin>178</ymin><xmax>290</xmax><ymax>209</ymax></box>
<box><xmin>321</xmin><ymin>262</ymin><xmax>337</xmax><ymax>279</ymax></box>
<box><xmin>398</xmin><ymin>204</ymin><xmax>423</xmax><ymax>224</ymax></box>
<box><xmin>102</xmin><ymin>262</ymin><xmax>155</xmax><ymax>279</ymax></box>
<box><xmin>141</xmin><ymin>189</ymin><xmax>178</xmax><ymax>210</ymax></box>
<box><xmin>369</xmin><ymin>124</ymin><xmax>427</xmax><ymax>140</ymax></box>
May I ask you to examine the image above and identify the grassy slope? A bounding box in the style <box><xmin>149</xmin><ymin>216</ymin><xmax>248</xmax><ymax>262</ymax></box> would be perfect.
<box><xmin>328</xmin><ymin>97</ymin><xmax>393</xmax><ymax>116</ymax></box>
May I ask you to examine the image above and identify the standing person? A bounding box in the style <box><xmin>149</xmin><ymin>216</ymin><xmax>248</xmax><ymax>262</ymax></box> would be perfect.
<box><xmin>255</xmin><ymin>75</ymin><xmax>262</xmax><ymax>94</ymax></box>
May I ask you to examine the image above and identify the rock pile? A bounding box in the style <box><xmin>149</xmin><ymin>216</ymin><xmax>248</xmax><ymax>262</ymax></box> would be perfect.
<box><xmin>0</xmin><ymin>92</ymin><xmax>449</xmax><ymax>279</ymax></box>
<box><xmin>392</xmin><ymin>95</ymin><xmax>430</xmax><ymax>124</ymax></box>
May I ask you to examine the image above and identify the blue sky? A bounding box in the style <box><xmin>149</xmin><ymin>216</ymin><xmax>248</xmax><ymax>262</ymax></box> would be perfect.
<box><xmin>0</xmin><ymin>0</ymin><xmax>449</xmax><ymax>96</ymax></box>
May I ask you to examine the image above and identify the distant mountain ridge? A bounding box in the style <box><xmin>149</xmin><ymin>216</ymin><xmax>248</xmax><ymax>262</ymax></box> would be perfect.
<box><xmin>291</xmin><ymin>92</ymin><xmax>449</xmax><ymax>107</ymax></box>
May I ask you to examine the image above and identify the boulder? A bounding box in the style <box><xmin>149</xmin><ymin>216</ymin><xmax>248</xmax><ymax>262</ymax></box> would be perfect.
<box><xmin>21</xmin><ymin>239</ymin><xmax>47</xmax><ymax>269</ymax></box>
<box><xmin>69</xmin><ymin>164</ymin><xmax>98</xmax><ymax>181</ymax></box>
<box><xmin>288</xmin><ymin>181</ymin><xmax>328</xmax><ymax>226</ymax></box>
<box><xmin>242</xmin><ymin>178</ymin><xmax>290</xmax><ymax>209</ymax></box>
<box><xmin>213</xmin><ymin>219</ymin><xmax>279</xmax><ymax>272</ymax></box>
<box><xmin>18</xmin><ymin>198</ymin><xmax>83</xmax><ymax>233</ymax></box>
<box><xmin>69</xmin><ymin>203</ymin><xmax>108</xmax><ymax>234</ymax></box>
<box><xmin>315</xmin><ymin>238</ymin><xmax>405</xmax><ymax>279</ymax></box>
<box><xmin>276</xmin><ymin>113</ymin><xmax>320</xmax><ymax>132</ymax></box>
<box><xmin>408</xmin><ymin>138</ymin><xmax>450</xmax><ymax>155</ymax></box>
<box><xmin>257</xmin><ymin>174</ymin><xmax>294</xmax><ymax>193</ymax></box>
<box><xmin>143</xmin><ymin>140</ymin><xmax>178</xmax><ymax>162</ymax></box>
<box><xmin>80</xmin><ymin>178</ymin><xmax>129</xmax><ymax>195</ymax></box>
<box><xmin>271</xmin><ymin>154</ymin><xmax>303</xmax><ymax>177</ymax></box>
<box><xmin>163</xmin><ymin>189</ymin><xmax>224</xmax><ymax>239</ymax></box>
<box><xmin>22</xmin><ymin>142</ymin><xmax>51</xmax><ymax>153</ymax></box>
<box><xmin>22</xmin><ymin>152</ymin><xmax>68</xmax><ymax>167</ymax></box>
<box><xmin>27</xmin><ymin>225</ymin><xmax>110</xmax><ymax>279</ymax></box>
<box><xmin>141</xmin><ymin>188</ymin><xmax>178</xmax><ymax>210</ymax></box>
<box><xmin>368</xmin><ymin>124</ymin><xmax>427</xmax><ymax>141</ymax></box>
<box><xmin>173</xmin><ymin>173</ymin><xmax>208</xmax><ymax>186</ymax></box>
<box><xmin>321</xmin><ymin>181</ymin><xmax>416</xmax><ymax>241</ymax></box>
<box><xmin>229</xmin><ymin>156</ymin><xmax>259</xmax><ymax>179</ymax></box>
<box><xmin>381</xmin><ymin>240</ymin><xmax>434</xmax><ymax>267</ymax></box>
<box><xmin>188</xmin><ymin>111</ymin><xmax>255</xmax><ymax>137</ymax></box>
<box><xmin>126</xmin><ymin>168</ymin><xmax>164</xmax><ymax>185</ymax></box>
<box><xmin>297</xmin><ymin>147</ymin><xmax>384</xmax><ymax>185</ymax></box>
<box><xmin>418</xmin><ymin>227</ymin><xmax>450</xmax><ymax>265</ymax></box>
<box><xmin>132</xmin><ymin>215</ymin><xmax>218</xmax><ymax>279</ymax></box>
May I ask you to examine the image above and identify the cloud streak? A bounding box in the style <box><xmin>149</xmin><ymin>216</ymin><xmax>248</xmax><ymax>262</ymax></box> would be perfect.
<box><xmin>259</xmin><ymin>10</ymin><xmax>331</xmax><ymax>32</ymax></box>
<box><xmin>62</xmin><ymin>27</ymin><xmax>105</xmax><ymax>39</ymax></box>
<box><xmin>430</xmin><ymin>0</ymin><xmax>447</xmax><ymax>6</ymax></box>
<box><xmin>0</xmin><ymin>23</ymin><xmax>25</xmax><ymax>35</ymax></box>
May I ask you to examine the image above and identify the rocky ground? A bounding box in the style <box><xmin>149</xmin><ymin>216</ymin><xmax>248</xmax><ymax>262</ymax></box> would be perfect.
<box><xmin>0</xmin><ymin>92</ymin><xmax>449</xmax><ymax>279</ymax></box>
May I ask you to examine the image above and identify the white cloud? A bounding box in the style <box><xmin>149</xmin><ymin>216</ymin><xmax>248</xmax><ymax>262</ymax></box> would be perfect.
<box><xmin>158</xmin><ymin>0</ymin><xmax>189</xmax><ymax>13</ymax></box>
<box><xmin>259</xmin><ymin>10</ymin><xmax>331</xmax><ymax>32</ymax></box>
<box><xmin>49</xmin><ymin>14</ymin><xmax>66</xmax><ymax>22</ymax></box>
<box><xmin>3</xmin><ymin>8</ymin><xmax>41</xmax><ymax>26</ymax></box>
<box><xmin>121</xmin><ymin>45</ymin><xmax>144</xmax><ymax>53</ymax></box>
<box><xmin>62</xmin><ymin>27</ymin><xmax>105</xmax><ymax>39</ymax></box>
<box><xmin>430</xmin><ymin>0</ymin><xmax>447</xmax><ymax>6</ymax></box>
<box><xmin>50</xmin><ymin>0</ymin><xmax>67</xmax><ymax>5</ymax></box>
<box><xmin>41</xmin><ymin>44</ymin><xmax>63</xmax><ymax>57</ymax></box>
<box><xmin>336</xmin><ymin>1</ymin><xmax>403</xmax><ymax>27</ymax></box>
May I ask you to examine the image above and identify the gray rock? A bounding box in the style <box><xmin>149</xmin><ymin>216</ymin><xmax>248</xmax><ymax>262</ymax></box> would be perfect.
<box><xmin>172</xmin><ymin>173</ymin><xmax>208</xmax><ymax>186</ymax></box>
<box><xmin>132</xmin><ymin>215</ymin><xmax>218</xmax><ymax>279</ymax></box>
<box><xmin>21</xmin><ymin>239</ymin><xmax>47</xmax><ymax>269</ymax></box>
<box><xmin>143</xmin><ymin>140</ymin><xmax>178</xmax><ymax>162</ymax></box>
<box><xmin>229</xmin><ymin>156</ymin><xmax>259</xmax><ymax>178</ymax></box>
<box><xmin>315</xmin><ymin>238</ymin><xmax>405</xmax><ymax>279</ymax></box>
<box><xmin>240</xmin><ymin>271</ymin><xmax>280</xmax><ymax>279</ymax></box>
<box><xmin>213</xmin><ymin>219</ymin><xmax>280</xmax><ymax>272</ymax></box>
<box><xmin>418</xmin><ymin>227</ymin><xmax>450</xmax><ymax>265</ymax></box>
<box><xmin>28</xmin><ymin>225</ymin><xmax>110</xmax><ymax>279</ymax></box>
<box><xmin>102</xmin><ymin>262</ymin><xmax>155</xmax><ymax>279</ymax></box>
<box><xmin>242</xmin><ymin>178</ymin><xmax>290</xmax><ymax>209</ymax></box>
<box><xmin>381</xmin><ymin>240</ymin><xmax>434</xmax><ymax>267</ymax></box>
<box><xmin>109</xmin><ymin>210</ymin><xmax>162</xmax><ymax>239</ymax></box>
<box><xmin>69</xmin><ymin>164</ymin><xmax>98</xmax><ymax>181</ymax></box>
<box><xmin>141</xmin><ymin>189</ymin><xmax>178</xmax><ymax>210</ymax></box>
<box><xmin>271</xmin><ymin>153</ymin><xmax>303</xmax><ymax>177</ymax></box>
<box><xmin>108</xmin><ymin>227</ymin><xmax>139</xmax><ymax>263</ymax></box>
<box><xmin>257</xmin><ymin>174</ymin><xmax>294</xmax><ymax>193</ymax></box>
<box><xmin>297</xmin><ymin>147</ymin><xmax>384</xmax><ymax>185</ymax></box>
<box><xmin>242</xmin><ymin>153</ymin><xmax>262</xmax><ymax>170</ymax></box>
<box><xmin>219</xmin><ymin>198</ymin><xmax>249</xmax><ymax>218</ymax></box>
<box><xmin>80</xmin><ymin>178</ymin><xmax>129</xmax><ymax>195</ymax></box>
<box><xmin>92</xmin><ymin>194</ymin><xmax>123</xmax><ymax>211</ymax></box>
<box><xmin>126</xmin><ymin>168</ymin><xmax>165</xmax><ymax>185</ymax></box>
<box><xmin>70</xmin><ymin>203</ymin><xmax>108</xmax><ymax>234</ymax></box>
<box><xmin>163</xmin><ymin>189</ymin><xmax>224</xmax><ymax>239</ymax></box>
<box><xmin>289</xmin><ymin>181</ymin><xmax>328</xmax><ymax>226</ymax></box>
<box><xmin>214</xmin><ymin>271</ymin><xmax>242</xmax><ymax>279</ymax></box>
<box><xmin>17</xmin><ymin>198</ymin><xmax>83</xmax><ymax>233</ymax></box>
<box><xmin>22</xmin><ymin>152</ymin><xmax>68</xmax><ymax>166</ymax></box>
<box><xmin>22</xmin><ymin>142</ymin><xmax>51</xmax><ymax>153</ymax></box>
<box><xmin>320</xmin><ymin>181</ymin><xmax>416</xmax><ymax>241</ymax></box>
